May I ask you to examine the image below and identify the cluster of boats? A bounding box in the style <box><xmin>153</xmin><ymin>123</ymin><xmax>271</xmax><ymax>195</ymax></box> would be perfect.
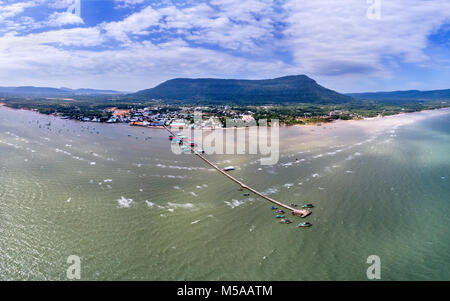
<box><xmin>271</xmin><ymin>204</ymin><xmax>314</xmax><ymax>228</ymax></box>
<box><xmin>169</xmin><ymin>134</ymin><xmax>205</xmax><ymax>153</ymax></box>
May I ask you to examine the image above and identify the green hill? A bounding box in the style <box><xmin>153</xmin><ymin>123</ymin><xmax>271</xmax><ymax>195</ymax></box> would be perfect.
<box><xmin>130</xmin><ymin>75</ymin><xmax>353</xmax><ymax>104</ymax></box>
<box><xmin>347</xmin><ymin>89</ymin><xmax>450</xmax><ymax>102</ymax></box>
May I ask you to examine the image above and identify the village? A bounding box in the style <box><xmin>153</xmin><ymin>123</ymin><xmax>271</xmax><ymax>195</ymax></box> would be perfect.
<box><xmin>68</xmin><ymin>105</ymin><xmax>258</xmax><ymax>129</ymax></box>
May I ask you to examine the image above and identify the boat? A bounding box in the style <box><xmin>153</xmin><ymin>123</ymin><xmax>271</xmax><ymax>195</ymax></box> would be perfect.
<box><xmin>279</xmin><ymin>219</ymin><xmax>292</xmax><ymax>224</ymax></box>
<box><xmin>197</xmin><ymin>149</ymin><xmax>205</xmax><ymax>153</ymax></box>
<box><xmin>223</xmin><ymin>166</ymin><xmax>235</xmax><ymax>171</ymax></box>
<box><xmin>169</xmin><ymin>136</ymin><xmax>175</xmax><ymax>140</ymax></box>
<box><xmin>297</xmin><ymin>222</ymin><xmax>312</xmax><ymax>227</ymax></box>
<box><xmin>275</xmin><ymin>215</ymin><xmax>285</xmax><ymax>218</ymax></box>
<box><xmin>302</xmin><ymin>204</ymin><xmax>314</xmax><ymax>208</ymax></box>
<box><xmin>275</xmin><ymin>210</ymin><xmax>285</xmax><ymax>214</ymax></box>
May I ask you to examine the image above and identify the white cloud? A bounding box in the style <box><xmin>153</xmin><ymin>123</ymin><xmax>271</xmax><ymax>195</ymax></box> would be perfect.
<box><xmin>0</xmin><ymin>0</ymin><xmax>450</xmax><ymax>91</ymax></box>
<box><xmin>46</xmin><ymin>11</ymin><xmax>83</xmax><ymax>27</ymax></box>
<box><xmin>102</xmin><ymin>6</ymin><xmax>161</xmax><ymax>42</ymax></box>
<box><xmin>282</xmin><ymin>0</ymin><xmax>450</xmax><ymax>77</ymax></box>
<box><xmin>0</xmin><ymin>1</ymin><xmax>37</xmax><ymax>22</ymax></box>
<box><xmin>114</xmin><ymin>0</ymin><xmax>146</xmax><ymax>8</ymax></box>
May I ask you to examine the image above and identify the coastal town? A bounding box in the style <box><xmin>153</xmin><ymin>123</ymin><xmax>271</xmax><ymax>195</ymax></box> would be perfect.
<box><xmin>2</xmin><ymin>95</ymin><xmax>449</xmax><ymax>129</ymax></box>
<box><xmin>58</xmin><ymin>105</ymin><xmax>363</xmax><ymax>128</ymax></box>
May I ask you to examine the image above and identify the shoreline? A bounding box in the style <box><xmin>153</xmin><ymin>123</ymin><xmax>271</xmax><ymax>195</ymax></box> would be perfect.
<box><xmin>1</xmin><ymin>104</ymin><xmax>449</xmax><ymax>131</ymax></box>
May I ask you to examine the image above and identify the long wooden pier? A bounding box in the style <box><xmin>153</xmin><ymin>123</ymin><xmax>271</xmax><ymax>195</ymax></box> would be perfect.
<box><xmin>164</xmin><ymin>126</ymin><xmax>306</xmax><ymax>215</ymax></box>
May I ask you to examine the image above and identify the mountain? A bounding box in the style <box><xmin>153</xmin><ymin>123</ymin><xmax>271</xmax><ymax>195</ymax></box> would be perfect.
<box><xmin>0</xmin><ymin>86</ymin><xmax>123</xmax><ymax>96</ymax></box>
<box><xmin>347</xmin><ymin>89</ymin><xmax>450</xmax><ymax>102</ymax></box>
<box><xmin>130</xmin><ymin>75</ymin><xmax>353</xmax><ymax>104</ymax></box>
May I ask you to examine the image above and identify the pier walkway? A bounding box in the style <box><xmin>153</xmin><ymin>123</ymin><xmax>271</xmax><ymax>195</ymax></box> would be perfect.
<box><xmin>164</xmin><ymin>126</ymin><xmax>305</xmax><ymax>214</ymax></box>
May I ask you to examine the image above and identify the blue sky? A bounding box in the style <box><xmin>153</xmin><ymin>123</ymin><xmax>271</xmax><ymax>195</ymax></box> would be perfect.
<box><xmin>0</xmin><ymin>0</ymin><xmax>449</xmax><ymax>92</ymax></box>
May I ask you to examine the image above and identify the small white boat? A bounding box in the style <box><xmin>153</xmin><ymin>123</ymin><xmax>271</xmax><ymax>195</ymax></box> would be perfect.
<box><xmin>223</xmin><ymin>166</ymin><xmax>235</xmax><ymax>171</ymax></box>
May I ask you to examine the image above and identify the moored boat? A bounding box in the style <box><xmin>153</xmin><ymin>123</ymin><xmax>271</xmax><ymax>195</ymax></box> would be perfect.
<box><xmin>297</xmin><ymin>222</ymin><xmax>312</xmax><ymax>228</ymax></box>
<box><xmin>279</xmin><ymin>219</ymin><xmax>292</xmax><ymax>224</ymax></box>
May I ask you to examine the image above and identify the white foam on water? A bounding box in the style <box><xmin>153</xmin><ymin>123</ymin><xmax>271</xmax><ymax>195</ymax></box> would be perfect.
<box><xmin>66</xmin><ymin>198</ymin><xmax>71</xmax><ymax>203</ymax></box>
<box><xmin>90</xmin><ymin>162</ymin><xmax>96</xmax><ymax>166</ymax></box>
<box><xmin>224</xmin><ymin>199</ymin><xmax>245</xmax><ymax>208</ymax></box>
<box><xmin>191</xmin><ymin>220</ymin><xmax>201</xmax><ymax>224</ymax></box>
<box><xmin>190</xmin><ymin>191</ymin><xmax>198</xmax><ymax>197</ymax></box>
<box><xmin>262</xmin><ymin>187</ymin><xmax>278</xmax><ymax>195</ymax></box>
<box><xmin>312</xmin><ymin>173</ymin><xmax>320</xmax><ymax>178</ymax></box>
<box><xmin>283</xmin><ymin>183</ymin><xmax>294</xmax><ymax>188</ymax></box>
<box><xmin>346</xmin><ymin>170</ymin><xmax>354</xmax><ymax>174</ymax></box>
<box><xmin>145</xmin><ymin>200</ymin><xmax>155</xmax><ymax>207</ymax></box>
<box><xmin>104</xmin><ymin>179</ymin><xmax>113</xmax><ymax>182</ymax></box>
<box><xmin>167</xmin><ymin>202</ymin><xmax>195</xmax><ymax>209</ymax></box>
<box><xmin>117</xmin><ymin>196</ymin><xmax>133</xmax><ymax>208</ymax></box>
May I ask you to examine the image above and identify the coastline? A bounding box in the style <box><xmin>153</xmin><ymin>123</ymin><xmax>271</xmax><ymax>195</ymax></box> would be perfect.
<box><xmin>1</xmin><ymin>104</ymin><xmax>449</xmax><ymax>131</ymax></box>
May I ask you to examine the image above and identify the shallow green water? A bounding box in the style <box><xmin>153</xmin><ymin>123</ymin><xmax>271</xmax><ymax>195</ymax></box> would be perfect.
<box><xmin>0</xmin><ymin>106</ymin><xmax>449</xmax><ymax>280</ymax></box>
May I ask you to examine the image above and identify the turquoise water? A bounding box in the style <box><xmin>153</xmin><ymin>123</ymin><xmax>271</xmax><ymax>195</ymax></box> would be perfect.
<box><xmin>0</xmin><ymin>106</ymin><xmax>449</xmax><ymax>280</ymax></box>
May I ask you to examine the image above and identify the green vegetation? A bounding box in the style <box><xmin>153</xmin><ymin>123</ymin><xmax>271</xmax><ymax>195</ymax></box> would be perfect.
<box><xmin>129</xmin><ymin>75</ymin><xmax>353</xmax><ymax>104</ymax></box>
<box><xmin>2</xmin><ymin>94</ymin><xmax>449</xmax><ymax>127</ymax></box>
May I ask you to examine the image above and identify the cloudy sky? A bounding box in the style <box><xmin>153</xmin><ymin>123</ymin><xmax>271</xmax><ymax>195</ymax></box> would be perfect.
<box><xmin>0</xmin><ymin>0</ymin><xmax>449</xmax><ymax>92</ymax></box>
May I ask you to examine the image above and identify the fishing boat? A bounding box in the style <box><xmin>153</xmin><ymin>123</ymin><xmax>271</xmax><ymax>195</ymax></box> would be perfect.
<box><xmin>275</xmin><ymin>215</ymin><xmax>285</xmax><ymax>218</ymax></box>
<box><xmin>223</xmin><ymin>166</ymin><xmax>235</xmax><ymax>171</ymax></box>
<box><xmin>279</xmin><ymin>219</ymin><xmax>292</xmax><ymax>224</ymax></box>
<box><xmin>297</xmin><ymin>222</ymin><xmax>312</xmax><ymax>228</ymax></box>
<box><xmin>302</xmin><ymin>204</ymin><xmax>314</xmax><ymax>208</ymax></box>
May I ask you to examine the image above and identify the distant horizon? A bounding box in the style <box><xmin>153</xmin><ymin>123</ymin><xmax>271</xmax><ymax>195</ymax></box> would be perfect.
<box><xmin>1</xmin><ymin>74</ymin><xmax>450</xmax><ymax>95</ymax></box>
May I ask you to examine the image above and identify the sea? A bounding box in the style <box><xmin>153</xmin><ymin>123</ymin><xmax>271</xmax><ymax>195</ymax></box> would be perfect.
<box><xmin>0</xmin><ymin>105</ymin><xmax>449</xmax><ymax>280</ymax></box>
